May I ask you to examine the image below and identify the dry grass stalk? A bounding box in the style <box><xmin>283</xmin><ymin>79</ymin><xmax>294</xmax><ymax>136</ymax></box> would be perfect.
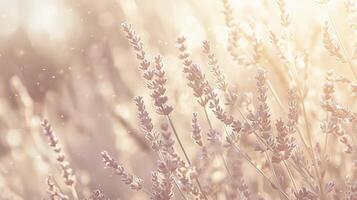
<box><xmin>86</xmin><ymin>190</ymin><xmax>107</xmax><ymax>200</ymax></box>
<box><xmin>101</xmin><ymin>151</ymin><xmax>144</xmax><ymax>191</ymax></box>
<box><xmin>323</xmin><ymin>22</ymin><xmax>346</xmax><ymax>63</ymax></box>
<box><xmin>41</xmin><ymin>119</ymin><xmax>78</xmax><ymax>200</ymax></box>
<box><xmin>202</xmin><ymin>40</ymin><xmax>238</xmax><ymax>107</ymax></box>
<box><xmin>321</xmin><ymin>71</ymin><xmax>356</xmax><ymax>154</ymax></box>
<box><xmin>179</xmin><ymin>38</ymin><xmax>236</xmax><ymax>127</ymax></box>
<box><xmin>177</xmin><ymin>36</ymin><xmax>209</xmax><ymax>107</ymax></box>
<box><xmin>222</xmin><ymin>0</ymin><xmax>252</xmax><ymax>67</ymax></box>
<box><xmin>123</xmin><ymin>24</ymin><xmax>210</xmax><ymax>200</ymax></box>
<box><xmin>134</xmin><ymin>96</ymin><xmax>160</xmax><ymax>151</ymax></box>
<box><xmin>272</xmin><ymin>119</ymin><xmax>296</xmax><ymax>163</ymax></box>
<box><xmin>277</xmin><ymin>0</ymin><xmax>291</xmax><ymax>27</ymax></box>
<box><xmin>202</xmin><ymin>40</ymin><xmax>228</xmax><ymax>92</ymax></box>
<box><xmin>46</xmin><ymin>176</ymin><xmax>69</xmax><ymax>200</ymax></box>
<box><xmin>121</xmin><ymin>23</ymin><xmax>154</xmax><ymax>84</ymax></box>
<box><xmin>151</xmin><ymin>54</ymin><xmax>173</xmax><ymax>116</ymax></box>
<box><xmin>123</xmin><ymin>26</ymin><xmax>196</xmax><ymax>184</ymax></box>
<box><xmin>324</xmin><ymin>2</ymin><xmax>357</xmax><ymax>80</ymax></box>
<box><xmin>345</xmin><ymin>0</ymin><xmax>357</xmax><ymax>60</ymax></box>
<box><xmin>191</xmin><ymin>112</ymin><xmax>203</xmax><ymax>147</ymax></box>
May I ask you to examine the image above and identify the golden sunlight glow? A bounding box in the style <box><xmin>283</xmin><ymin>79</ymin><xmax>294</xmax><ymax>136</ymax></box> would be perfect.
<box><xmin>24</xmin><ymin>0</ymin><xmax>76</xmax><ymax>41</ymax></box>
<box><xmin>0</xmin><ymin>0</ymin><xmax>356</xmax><ymax>199</ymax></box>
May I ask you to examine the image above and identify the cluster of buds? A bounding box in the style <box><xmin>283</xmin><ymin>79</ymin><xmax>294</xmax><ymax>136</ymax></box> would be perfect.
<box><xmin>41</xmin><ymin>119</ymin><xmax>76</xmax><ymax>186</ymax></box>
<box><xmin>101</xmin><ymin>151</ymin><xmax>143</xmax><ymax>191</ymax></box>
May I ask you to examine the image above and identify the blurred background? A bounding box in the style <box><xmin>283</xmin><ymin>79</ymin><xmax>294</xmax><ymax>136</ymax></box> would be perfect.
<box><xmin>0</xmin><ymin>0</ymin><xmax>356</xmax><ymax>199</ymax></box>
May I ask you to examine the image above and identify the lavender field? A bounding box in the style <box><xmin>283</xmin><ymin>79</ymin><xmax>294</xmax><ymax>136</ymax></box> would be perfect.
<box><xmin>0</xmin><ymin>0</ymin><xmax>356</xmax><ymax>199</ymax></box>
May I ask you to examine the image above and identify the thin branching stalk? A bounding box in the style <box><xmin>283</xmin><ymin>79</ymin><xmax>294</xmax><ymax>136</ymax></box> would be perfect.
<box><xmin>166</xmin><ymin>115</ymin><xmax>191</xmax><ymax>165</ymax></box>
<box><xmin>324</xmin><ymin>3</ymin><xmax>357</xmax><ymax>80</ymax></box>
<box><xmin>301</xmin><ymin>101</ymin><xmax>325</xmax><ymax>200</ymax></box>
<box><xmin>166</xmin><ymin>115</ymin><xmax>208</xmax><ymax>200</ymax></box>
<box><xmin>203</xmin><ymin>106</ymin><xmax>213</xmax><ymax>130</ymax></box>
<box><xmin>71</xmin><ymin>185</ymin><xmax>79</xmax><ymax>200</ymax></box>
<box><xmin>274</xmin><ymin>9</ymin><xmax>325</xmax><ymax>190</ymax></box>
<box><xmin>157</xmin><ymin>141</ymin><xmax>189</xmax><ymax>200</ymax></box>
<box><xmin>283</xmin><ymin>160</ymin><xmax>298</xmax><ymax>193</ymax></box>
<box><xmin>230</xmin><ymin>141</ymin><xmax>291</xmax><ymax>199</ymax></box>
